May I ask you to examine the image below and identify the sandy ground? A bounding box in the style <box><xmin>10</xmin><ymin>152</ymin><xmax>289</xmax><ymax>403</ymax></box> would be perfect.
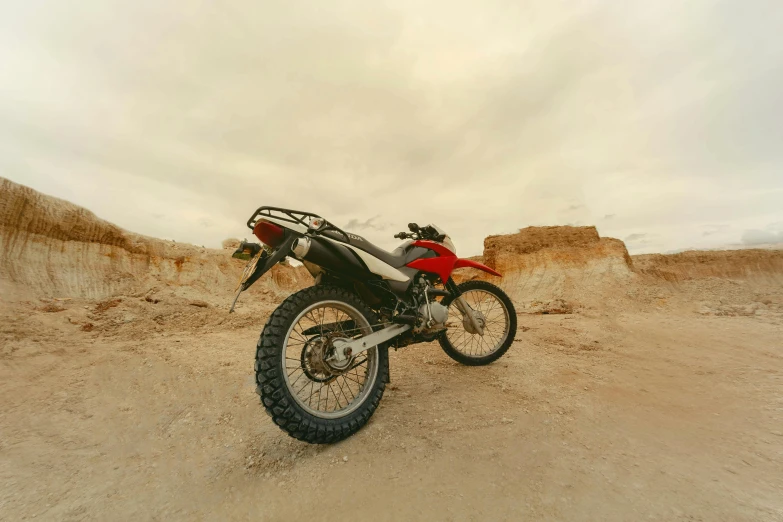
<box><xmin>2</xmin><ymin>298</ymin><xmax>782</xmax><ymax>521</ymax></box>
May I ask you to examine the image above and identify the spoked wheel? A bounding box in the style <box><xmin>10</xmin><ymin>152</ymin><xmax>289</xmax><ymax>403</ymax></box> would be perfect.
<box><xmin>438</xmin><ymin>280</ymin><xmax>517</xmax><ymax>366</ymax></box>
<box><xmin>255</xmin><ymin>285</ymin><xmax>388</xmax><ymax>444</ymax></box>
<box><xmin>284</xmin><ymin>303</ymin><xmax>379</xmax><ymax>418</ymax></box>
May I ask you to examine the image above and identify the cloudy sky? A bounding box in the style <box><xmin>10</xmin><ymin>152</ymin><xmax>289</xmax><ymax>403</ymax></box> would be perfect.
<box><xmin>1</xmin><ymin>0</ymin><xmax>782</xmax><ymax>256</ymax></box>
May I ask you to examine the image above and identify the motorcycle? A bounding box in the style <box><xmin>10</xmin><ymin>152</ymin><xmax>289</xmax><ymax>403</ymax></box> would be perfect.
<box><xmin>230</xmin><ymin>207</ymin><xmax>517</xmax><ymax>443</ymax></box>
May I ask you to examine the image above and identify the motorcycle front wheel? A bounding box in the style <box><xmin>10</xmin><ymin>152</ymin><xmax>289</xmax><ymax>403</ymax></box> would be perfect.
<box><xmin>438</xmin><ymin>280</ymin><xmax>517</xmax><ymax>366</ymax></box>
<box><xmin>255</xmin><ymin>285</ymin><xmax>388</xmax><ymax>444</ymax></box>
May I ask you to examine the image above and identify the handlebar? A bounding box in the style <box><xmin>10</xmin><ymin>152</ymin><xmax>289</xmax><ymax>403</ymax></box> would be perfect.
<box><xmin>394</xmin><ymin>223</ymin><xmax>446</xmax><ymax>243</ymax></box>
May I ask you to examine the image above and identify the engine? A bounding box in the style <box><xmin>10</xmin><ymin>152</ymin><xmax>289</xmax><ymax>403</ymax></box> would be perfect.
<box><xmin>417</xmin><ymin>301</ymin><xmax>449</xmax><ymax>332</ymax></box>
<box><xmin>406</xmin><ymin>277</ymin><xmax>449</xmax><ymax>335</ymax></box>
<box><xmin>378</xmin><ymin>277</ymin><xmax>452</xmax><ymax>348</ymax></box>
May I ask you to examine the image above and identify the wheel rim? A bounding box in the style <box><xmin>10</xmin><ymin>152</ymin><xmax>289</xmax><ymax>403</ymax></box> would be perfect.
<box><xmin>282</xmin><ymin>301</ymin><xmax>379</xmax><ymax>419</ymax></box>
<box><xmin>445</xmin><ymin>290</ymin><xmax>510</xmax><ymax>358</ymax></box>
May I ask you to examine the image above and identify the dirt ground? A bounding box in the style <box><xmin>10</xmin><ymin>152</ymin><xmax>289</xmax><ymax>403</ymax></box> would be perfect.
<box><xmin>2</xmin><ymin>296</ymin><xmax>782</xmax><ymax>521</ymax></box>
<box><xmin>4</xmin><ymin>176</ymin><xmax>783</xmax><ymax>520</ymax></box>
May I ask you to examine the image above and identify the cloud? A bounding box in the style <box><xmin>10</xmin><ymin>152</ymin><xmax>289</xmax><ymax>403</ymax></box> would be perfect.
<box><xmin>741</xmin><ymin>229</ymin><xmax>782</xmax><ymax>245</ymax></box>
<box><xmin>343</xmin><ymin>215</ymin><xmax>388</xmax><ymax>232</ymax></box>
<box><xmin>0</xmin><ymin>1</ymin><xmax>782</xmax><ymax>257</ymax></box>
<box><xmin>702</xmin><ymin>224</ymin><xmax>730</xmax><ymax>236</ymax></box>
<box><xmin>625</xmin><ymin>233</ymin><xmax>648</xmax><ymax>242</ymax></box>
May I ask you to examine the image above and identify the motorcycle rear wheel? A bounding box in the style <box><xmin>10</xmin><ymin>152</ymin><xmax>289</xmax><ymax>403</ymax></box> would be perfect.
<box><xmin>255</xmin><ymin>285</ymin><xmax>388</xmax><ymax>444</ymax></box>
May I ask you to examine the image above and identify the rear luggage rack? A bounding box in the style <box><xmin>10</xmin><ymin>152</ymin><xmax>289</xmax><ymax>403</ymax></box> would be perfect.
<box><xmin>247</xmin><ymin>206</ymin><xmax>351</xmax><ymax>243</ymax></box>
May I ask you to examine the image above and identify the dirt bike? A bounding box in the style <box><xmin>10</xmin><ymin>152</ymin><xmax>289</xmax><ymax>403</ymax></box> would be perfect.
<box><xmin>230</xmin><ymin>207</ymin><xmax>517</xmax><ymax>443</ymax></box>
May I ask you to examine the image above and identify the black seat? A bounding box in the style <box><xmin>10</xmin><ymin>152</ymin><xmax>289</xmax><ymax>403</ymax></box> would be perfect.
<box><xmin>321</xmin><ymin>231</ymin><xmax>415</xmax><ymax>268</ymax></box>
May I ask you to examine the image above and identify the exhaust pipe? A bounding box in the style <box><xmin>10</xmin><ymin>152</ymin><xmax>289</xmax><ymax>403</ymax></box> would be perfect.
<box><xmin>291</xmin><ymin>235</ymin><xmax>366</xmax><ymax>277</ymax></box>
<box><xmin>292</xmin><ymin>236</ymin><xmax>311</xmax><ymax>259</ymax></box>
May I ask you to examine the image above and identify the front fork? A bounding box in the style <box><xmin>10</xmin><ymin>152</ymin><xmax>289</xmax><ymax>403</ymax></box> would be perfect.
<box><xmin>445</xmin><ymin>278</ymin><xmax>485</xmax><ymax>336</ymax></box>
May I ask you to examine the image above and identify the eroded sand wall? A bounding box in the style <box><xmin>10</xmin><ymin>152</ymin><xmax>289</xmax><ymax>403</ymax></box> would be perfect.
<box><xmin>0</xmin><ymin>177</ymin><xmax>308</xmax><ymax>301</ymax></box>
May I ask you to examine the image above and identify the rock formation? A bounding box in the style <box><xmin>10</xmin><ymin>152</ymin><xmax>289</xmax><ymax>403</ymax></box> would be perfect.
<box><xmin>633</xmin><ymin>249</ymin><xmax>783</xmax><ymax>283</ymax></box>
<box><xmin>0</xmin><ymin>177</ymin><xmax>308</xmax><ymax>303</ymax></box>
<box><xmin>2</xmin><ymin>176</ymin><xmax>781</xmax><ymax>316</ymax></box>
<box><xmin>455</xmin><ymin>226</ymin><xmax>634</xmax><ymax>313</ymax></box>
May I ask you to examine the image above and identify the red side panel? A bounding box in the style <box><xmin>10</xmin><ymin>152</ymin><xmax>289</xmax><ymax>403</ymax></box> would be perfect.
<box><xmin>411</xmin><ymin>240</ymin><xmax>454</xmax><ymax>256</ymax></box>
<box><xmin>453</xmin><ymin>258</ymin><xmax>502</xmax><ymax>277</ymax></box>
<box><xmin>407</xmin><ymin>240</ymin><xmax>459</xmax><ymax>282</ymax></box>
<box><xmin>407</xmin><ymin>240</ymin><xmax>501</xmax><ymax>281</ymax></box>
<box><xmin>406</xmin><ymin>256</ymin><xmax>458</xmax><ymax>284</ymax></box>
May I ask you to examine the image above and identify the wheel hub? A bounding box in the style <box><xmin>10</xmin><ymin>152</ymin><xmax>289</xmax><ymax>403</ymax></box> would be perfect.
<box><xmin>323</xmin><ymin>334</ymin><xmax>355</xmax><ymax>372</ymax></box>
<box><xmin>301</xmin><ymin>333</ymin><xmax>355</xmax><ymax>379</ymax></box>
<box><xmin>463</xmin><ymin>310</ymin><xmax>486</xmax><ymax>335</ymax></box>
<box><xmin>301</xmin><ymin>338</ymin><xmax>331</xmax><ymax>382</ymax></box>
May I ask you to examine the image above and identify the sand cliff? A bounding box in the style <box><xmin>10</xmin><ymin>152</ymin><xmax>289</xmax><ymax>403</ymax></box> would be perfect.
<box><xmin>0</xmin><ymin>177</ymin><xmax>307</xmax><ymax>304</ymax></box>
<box><xmin>2</xmin><ymin>176</ymin><xmax>781</xmax><ymax>315</ymax></box>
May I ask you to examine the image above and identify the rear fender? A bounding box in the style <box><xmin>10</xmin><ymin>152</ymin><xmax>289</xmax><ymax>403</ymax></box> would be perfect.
<box><xmin>243</xmin><ymin>235</ymin><xmax>297</xmax><ymax>289</ymax></box>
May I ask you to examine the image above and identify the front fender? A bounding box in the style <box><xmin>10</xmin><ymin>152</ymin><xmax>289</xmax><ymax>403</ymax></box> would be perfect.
<box><xmin>453</xmin><ymin>258</ymin><xmax>502</xmax><ymax>277</ymax></box>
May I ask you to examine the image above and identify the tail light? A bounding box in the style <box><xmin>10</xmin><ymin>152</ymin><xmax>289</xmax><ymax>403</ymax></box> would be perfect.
<box><xmin>253</xmin><ymin>219</ymin><xmax>285</xmax><ymax>247</ymax></box>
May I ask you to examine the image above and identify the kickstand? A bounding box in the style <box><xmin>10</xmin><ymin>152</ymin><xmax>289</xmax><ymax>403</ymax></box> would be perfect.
<box><xmin>229</xmin><ymin>288</ymin><xmax>243</xmax><ymax>313</ymax></box>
